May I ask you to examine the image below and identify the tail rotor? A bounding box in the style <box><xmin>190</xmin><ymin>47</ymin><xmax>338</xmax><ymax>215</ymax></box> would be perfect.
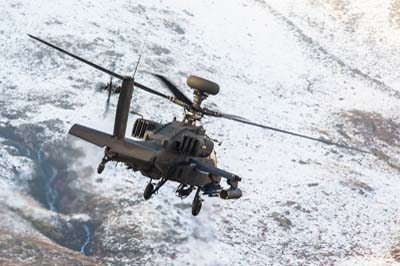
<box><xmin>103</xmin><ymin>76</ymin><xmax>113</xmax><ymax>116</ymax></box>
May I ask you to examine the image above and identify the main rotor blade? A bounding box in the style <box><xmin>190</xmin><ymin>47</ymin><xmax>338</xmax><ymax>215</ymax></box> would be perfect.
<box><xmin>151</xmin><ymin>74</ymin><xmax>193</xmax><ymax>106</ymax></box>
<box><xmin>133</xmin><ymin>81</ymin><xmax>170</xmax><ymax>100</ymax></box>
<box><xmin>212</xmin><ymin>113</ymin><xmax>369</xmax><ymax>153</ymax></box>
<box><xmin>220</xmin><ymin>113</ymin><xmax>250</xmax><ymax>122</ymax></box>
<box><xmin>28</xmin><ymin>34</ymin><xmax>176</xmax><ymax>102</ymax></box>
<box><xmin>28</xmin><ymin>34</ymin><xmax>125</xmax><ymax>80</ymax></box>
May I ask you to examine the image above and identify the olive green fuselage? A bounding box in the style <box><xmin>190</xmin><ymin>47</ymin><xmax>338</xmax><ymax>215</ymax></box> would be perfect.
<box><xmin>105</xmin><ymin>119</ymin><xmax>219</xmax><ymax>187</ymax></box>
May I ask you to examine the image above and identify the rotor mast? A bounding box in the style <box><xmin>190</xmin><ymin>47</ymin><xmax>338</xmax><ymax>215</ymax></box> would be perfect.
<box><xmin>183</xmin><ymin>90</ymin><xmax>207</xmax><ymax>125</ymax></box>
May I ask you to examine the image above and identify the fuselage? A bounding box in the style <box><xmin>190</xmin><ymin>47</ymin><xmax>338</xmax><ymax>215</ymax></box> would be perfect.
<box><xmin>106</xmin><ymin>118</ymin><xmax>220</xmax><ymax>187</ymax></box>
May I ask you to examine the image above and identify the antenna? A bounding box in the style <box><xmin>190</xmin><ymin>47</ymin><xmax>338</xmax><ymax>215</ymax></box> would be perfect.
<box><xmin>133</xmin><ymin>31</ymin><xmax>149</xmax><ymax>78</ymax></box>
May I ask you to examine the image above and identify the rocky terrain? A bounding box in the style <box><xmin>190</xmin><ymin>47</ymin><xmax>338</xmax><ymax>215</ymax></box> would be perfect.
<box><xmin>0</xmin><ymin>0</ymin><xmax>400</xmax><ymax>265</ymax></box>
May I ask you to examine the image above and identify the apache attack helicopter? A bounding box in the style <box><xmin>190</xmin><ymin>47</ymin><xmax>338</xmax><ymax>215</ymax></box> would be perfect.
<box><xmin>28</xmin><ymin>34</ymin><xmax>367</xmax><ymax>216</ymax></box>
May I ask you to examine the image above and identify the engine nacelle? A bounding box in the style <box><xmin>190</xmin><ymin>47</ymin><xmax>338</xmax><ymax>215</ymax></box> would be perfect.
<box><xmin>192</xmin><ymin>137</ymin><xmax>214</xmax><ymax>157</ymax></box>
<box><xmin>132</xmin><ymin>118</ymin><xmax>162</xmax><ymax>139</ymax></box>
<box><xmin>175</xmin><ymin>134</ymin><xmax>214</xmax><ymax>157</ymax></box>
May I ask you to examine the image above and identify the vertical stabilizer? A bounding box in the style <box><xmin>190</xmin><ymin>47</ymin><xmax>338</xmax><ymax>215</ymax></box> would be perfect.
<box><xmin>113</xmin><ymin>77</ymin><xmax>134</xmax><ymax>138</ymax></box>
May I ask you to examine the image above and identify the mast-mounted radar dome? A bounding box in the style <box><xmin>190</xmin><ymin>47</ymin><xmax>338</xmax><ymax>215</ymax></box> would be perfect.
<box><xmin>187</xmin><ymin>75</ymin><xmax>220</xmax><ymax>95</ymax></box>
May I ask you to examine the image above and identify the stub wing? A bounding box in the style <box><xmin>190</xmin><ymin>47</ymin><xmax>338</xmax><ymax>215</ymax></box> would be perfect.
<box><xmin>68</xmin><ymin>124</ymin><xmax>157</xmax><ymax>166</ymax></box>
<box><xmin>69</xmin><ymin>124</ymin><xmax>113</xmax><ymax>147</ymax></box>
<box><xmin>190</xmin><ymin>158</ymin><xmax>241</xmax><ymax>182</ymax></box>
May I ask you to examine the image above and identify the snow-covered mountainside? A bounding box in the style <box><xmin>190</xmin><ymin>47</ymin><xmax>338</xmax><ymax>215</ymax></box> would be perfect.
<box><xmin>1</xmin><ymin>0</ymin><xmax>400</xmax><ymax>265</ymax></box>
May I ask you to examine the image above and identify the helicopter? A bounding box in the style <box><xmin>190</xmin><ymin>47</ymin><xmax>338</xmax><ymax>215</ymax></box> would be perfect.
<box><xmin>28</xmin><ymin>34</ymin><xmax>367</xmax><ymax>216</ymax></box>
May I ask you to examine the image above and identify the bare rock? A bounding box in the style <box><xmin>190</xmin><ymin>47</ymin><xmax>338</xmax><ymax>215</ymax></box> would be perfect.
<box><xmin>271</xmin><ymin>212</ymin><xmax>293</xmax><ymax>230</ymax></box>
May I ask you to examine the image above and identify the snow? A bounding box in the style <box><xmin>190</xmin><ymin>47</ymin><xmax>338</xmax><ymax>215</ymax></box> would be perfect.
<box><xmin>0</xmin><ymin>0</ymin><xmax>400</xmax><ymax>265</ymax></box>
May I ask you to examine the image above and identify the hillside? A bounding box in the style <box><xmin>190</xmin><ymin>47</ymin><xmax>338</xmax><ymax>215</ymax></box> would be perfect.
<box><xmin>0</xmin><ymin>0</ymin><xmax>399</xmax><ymax>265</ymax></box>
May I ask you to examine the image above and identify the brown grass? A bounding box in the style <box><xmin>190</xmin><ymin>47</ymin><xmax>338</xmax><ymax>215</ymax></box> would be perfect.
<box><xmin>0</xmin><ymin>229</ymin><xmax>100</xmax><ymax>266</ymax></box>
<box><xmin>339</xmin><ymin>110</ymin><xmax>400</xmax><ymax>171</ymax></box>
<box><xmin>390</xmin><ymin>0</ymin><xmax>400</xmax><ymax>28</ymax></box>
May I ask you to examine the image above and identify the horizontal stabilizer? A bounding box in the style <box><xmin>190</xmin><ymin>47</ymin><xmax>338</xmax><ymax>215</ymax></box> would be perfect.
<box><xmin>190</xmin><ymin>158</ymin><xmax>241</xmax><ymax>182</ymax></box>
<box><xmin>69</xmin><ymin>124</ymin><xmax>113</xmax><ymax>147</ymax></box>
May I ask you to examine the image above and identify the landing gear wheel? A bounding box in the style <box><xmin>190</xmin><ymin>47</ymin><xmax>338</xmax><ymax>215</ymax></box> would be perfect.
<box><xmin>192</xmin><ymin>196</ymin><xmax>202</xmax><ymax>216</ymax></box>
<box><xmin>143</xmin><ymin>183</ymin><xmax>154</xmax><ymax>200</ymax></box>
<box><xmin>97</xmin><ymin>163</ymin><xmax>105</xmax><ymax>174</ymax></box>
